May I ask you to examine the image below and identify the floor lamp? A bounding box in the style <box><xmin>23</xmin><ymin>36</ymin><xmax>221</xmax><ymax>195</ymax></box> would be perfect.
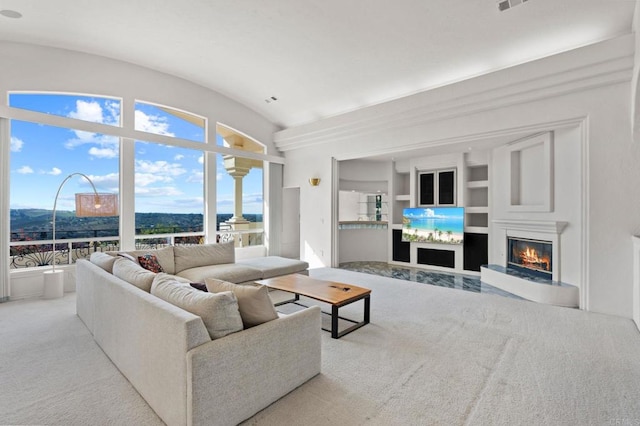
<box><xmin>43</xmin><ymin>172</ymin><xmax>118</xmax><ymax>299</ymax></box>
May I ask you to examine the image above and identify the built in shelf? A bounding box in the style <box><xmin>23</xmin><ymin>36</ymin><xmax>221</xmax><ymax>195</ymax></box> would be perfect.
<box><xmin>465</xmin><ymin>206</ymin><xmax>489</xmax><ymax>214</ymax></box>
<box><xmin>465</xmin><ymin>226</ymin><xmax>488</xmax><ymax>234</ymax></box>
<box><xmin>480</xmin><ymin>264</ymin><xmax>578</xmax><ymax>307</ymax></box>
<box><xmin>466</xmin><ymin>180</ymin><xmax>489</xmax><ymax>189</ymax></box>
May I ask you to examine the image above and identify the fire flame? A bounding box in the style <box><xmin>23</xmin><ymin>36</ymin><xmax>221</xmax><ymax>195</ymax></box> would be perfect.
<box><xmin>519</xmin><ymin>246</ymin><xmax>550</xmax><ymax>271</ymax></box>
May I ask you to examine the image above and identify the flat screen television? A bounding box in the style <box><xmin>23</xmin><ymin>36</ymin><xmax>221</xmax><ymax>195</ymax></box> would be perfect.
<box><xmin>401</xmin><ymin>207</ymin><xmax>464</xmax><ymax>244</ymax></box>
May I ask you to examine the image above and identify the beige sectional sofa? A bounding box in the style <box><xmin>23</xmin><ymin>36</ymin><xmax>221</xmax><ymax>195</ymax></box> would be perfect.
<box><xmin>108</xmin><ymin>240</ymin><xmax>310</xmax><ymax>284</ymax></box>
<box><xmin>76</xmin><ymin>243</ymin><xmax>321</xmax><ymax>426</ymax></box>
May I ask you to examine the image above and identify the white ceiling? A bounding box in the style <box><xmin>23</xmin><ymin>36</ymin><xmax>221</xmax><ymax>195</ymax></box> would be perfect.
<box><xmin>0</xmin><ymin>1</ymin><xmax>635</xmax><ymax>130</ymax></box>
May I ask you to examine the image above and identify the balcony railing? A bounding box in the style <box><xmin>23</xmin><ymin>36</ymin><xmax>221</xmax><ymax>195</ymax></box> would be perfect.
<box><xmin>9</xmin><ymin>228</ymin><xmax>264</xmax><ymax>269</ymax></box>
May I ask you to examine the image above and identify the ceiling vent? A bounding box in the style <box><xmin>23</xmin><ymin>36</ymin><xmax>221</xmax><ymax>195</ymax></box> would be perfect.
<box><xmin>498</xmin><ymin>0</ymin><xmax>528</xmax><ymax>12</ymax></box>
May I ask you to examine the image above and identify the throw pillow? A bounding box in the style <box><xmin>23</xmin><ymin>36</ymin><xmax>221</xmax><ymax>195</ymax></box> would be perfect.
<box><xmin>204</xmin><ymin>278</ymin><xmax>278</xmax><ymax>328</ymax></box>
<box><xmin>151</xmin><ymin>273</ymin><xmax>243</xmax><ymax>339</ymax></box>
<box><xmin>138</xmin><ymin>254</ymin><xmax>164</xmax><ymax>273</ymax></box>
<box><xmin>112</xmin><ymin>257</ymin><xmax>156</xmax><ymax>292</ymax></box>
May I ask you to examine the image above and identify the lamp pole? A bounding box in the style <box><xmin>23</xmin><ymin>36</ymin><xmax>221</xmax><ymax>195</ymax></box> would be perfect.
<box><xmin>45</xmin><ymin>173</ymin><xmax>100</xmax><ymax>299</ymax></box>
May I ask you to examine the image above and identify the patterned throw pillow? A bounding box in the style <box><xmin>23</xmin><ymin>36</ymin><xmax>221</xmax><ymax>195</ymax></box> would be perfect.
<box><xmin>137</xmin><ymin>254</ymin><xmax>164</xmax><ymax>273</ymax></box>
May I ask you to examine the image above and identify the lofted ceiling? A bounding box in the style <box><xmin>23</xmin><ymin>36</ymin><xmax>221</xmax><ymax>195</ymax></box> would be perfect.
<box><xmin>0</xmin><ymin>1</ymin><xmax>635</xmax><ymax>130</ymax></box>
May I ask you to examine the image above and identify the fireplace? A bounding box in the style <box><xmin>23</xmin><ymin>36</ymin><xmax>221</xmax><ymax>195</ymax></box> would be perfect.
<box><xmin>507</xmin><ymin>237</ymin><xmax>552</xmax><ymax>278</ymax></box>
<box><xmin>481</xmin><ymin>219</ymin><xmax>577</xmax><ymax>307</ymax></box>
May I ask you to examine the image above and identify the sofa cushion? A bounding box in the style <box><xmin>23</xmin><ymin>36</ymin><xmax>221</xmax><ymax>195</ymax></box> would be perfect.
<box><xmin>236</xmin><ymin>256</ymin><xmax>309</xmax><ymax>279</ymax></box>
<box><xmin>152</xmin><ymin>273</ymin><xmax>243</xmax><ymax>339</ymax></box>
<box><xmin>176</xmin><ymin>263</ymin><xmax>263</xmax><ymax>284</ymax></box>
<box><xmin>173</xmin><ymin>241</ymin><xmax>235</xmax><ymax>273</ymax></box>
<box><xmin>90</xmin><ymin>252</ymin><xmax>117</xmax><ymax>273</ymax></box>
<box><xmin>138</xmin><ymin>254</ymin><xmax>165</xmax><ymax>273</ymax></box>
<box><xmin>205</xmin><ymin>278</ymin><xmax>278</xmax><ymax>328</ymax></box>
<box><xmin>112</xmin><ymin>257</ymin><xmax>156</xmax><ymax>292</ymax></box>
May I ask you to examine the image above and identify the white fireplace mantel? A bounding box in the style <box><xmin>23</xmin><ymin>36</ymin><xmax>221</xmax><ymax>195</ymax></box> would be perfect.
<box><xmin>493</xmin><ymin>219</ymin><xmax>568</xmax><ymax>235</ymax></box>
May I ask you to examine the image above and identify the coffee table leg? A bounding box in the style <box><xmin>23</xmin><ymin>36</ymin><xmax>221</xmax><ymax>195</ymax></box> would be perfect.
<box><xmin>364</xmin><ymin>294</ymin><xmax>370</xmax><ymax>324</ymax></box>
<box><xmin>332</xmin><ymin>305</ymin><xmax>339</xmax><ymax>339</ymax></box>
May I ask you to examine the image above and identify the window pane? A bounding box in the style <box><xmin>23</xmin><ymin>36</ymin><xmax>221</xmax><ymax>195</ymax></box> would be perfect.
<box><xmin>9</xmin><ymin>93</ymin><xmax>121</xmax><ymax>127</ymax></box>
<box><xmin>135</xmin><ymin>101</ymin><xmax>205</xmax><ymax>142</ymax></box>
<box><xmin>134</xmin><ymin>141</ymin><xmax>204</xmax><ymax>236</ymax></box>
<box><xmin>10</xmin><ymin>119</ymin><xmax>120</xmax><ymax>267</ymax></box>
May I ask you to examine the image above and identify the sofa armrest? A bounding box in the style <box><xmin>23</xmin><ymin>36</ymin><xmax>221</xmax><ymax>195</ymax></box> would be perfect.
<box><xmin>186</xmin><ymin>306</ymin><xmax>321</xmax><ymax>426</ymax></box>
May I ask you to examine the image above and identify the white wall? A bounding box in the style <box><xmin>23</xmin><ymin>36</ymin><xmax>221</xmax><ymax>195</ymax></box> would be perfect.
<box><xmin>276</xmin><ymin>34</ymin><xmax>640</xmax><ymax>318</ymax></box>
<box><xmin>281</xmin><ymin>187</ymin><xmax>300</xmax><ymax>259</ymax></box>
<box><xmin>491</xmin><ymin>126</ymin><xmax>583</xmax><ymax>287</ymax></box>
<box><xmin>339</xmin><ymin>228</ymin><xmax>388</xmax><ymax>263</ymax></box>
<box><xmin>282</xmin><ymin>149</ymin><xmax>333</xmax><ymax>268</ymax></box>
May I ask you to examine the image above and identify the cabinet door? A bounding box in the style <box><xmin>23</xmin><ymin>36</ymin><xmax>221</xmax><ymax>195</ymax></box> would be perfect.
<box><xmin>419</xmin><ymin>172</ymin><xmax>434</xmax><ymax>205</ymax></box>
<box><xmin>438</xmin><ymin>170</ymin><xmax>455</xmax><ymax>205</ymax></box>
<box><xmin>463</xmin><ymin>232</ymin><xmax>488</xmax><ymax>272</ymax></box>
<box><xmin>392</xmin><ymin>229</ymin><xmax>410</xmax><ymax>262</ymax></box>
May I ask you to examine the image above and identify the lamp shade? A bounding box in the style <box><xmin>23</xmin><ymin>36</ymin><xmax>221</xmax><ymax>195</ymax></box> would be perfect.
<box><xmin>75</xmin><ymin>193</ymin><xmax>119</xmax><ymax>217</ymax></box>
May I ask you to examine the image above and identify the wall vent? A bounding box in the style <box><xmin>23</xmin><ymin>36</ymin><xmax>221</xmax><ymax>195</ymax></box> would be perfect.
<box><xmin>498</xmin><ymin>0</ymin><xmax>528</xmax><ymax>12</ymax></box>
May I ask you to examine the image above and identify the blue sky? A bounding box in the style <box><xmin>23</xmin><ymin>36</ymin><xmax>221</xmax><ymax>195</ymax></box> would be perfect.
<box><xmin>9</xmin><ymin>93</ymin><xmax>263</xmax><ymax>215</ymax></box>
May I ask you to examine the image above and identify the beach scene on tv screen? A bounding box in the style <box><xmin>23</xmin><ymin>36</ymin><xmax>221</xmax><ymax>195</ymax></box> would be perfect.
<box><xmin>402</xmin><ymin>207</ymin><xmax>464</xmax><ymax>244</ymax></box>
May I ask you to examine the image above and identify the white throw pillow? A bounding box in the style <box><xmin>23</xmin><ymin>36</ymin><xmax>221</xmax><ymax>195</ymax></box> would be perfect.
<box><xmin>112</xmin><ymin>257</ymin><xmax>156</xmax><ymax>292</ymax></box>
<box><xmin>152</xmin><ymin>273</ymin><xmax>243</xmax><ymax>339</ymax></box>
<box><xmin>204</xmin><ymin>278</ymin><xmax>278</xmax><ymax>328</ymax></box>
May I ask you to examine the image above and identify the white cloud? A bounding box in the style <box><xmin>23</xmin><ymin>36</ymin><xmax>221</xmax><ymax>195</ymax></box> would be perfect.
<box><xmin>16</xmin><ymin>166</ymin><xmax>34</xmax><ymax>174</ymax></box>
<box><xmin>10</xmin><ymin>137</ymin><xmax>24</xmax><ymax>152</ymax></box>
<box><xmin>88</xmin><ymin>147</ymin><xmax>118</xmax><ymax>159</ymax></box>
<box><xmin>135</xmin><ymin>159</ymin><xmax>185</xmax><ymax>177</ymax></box>
<box><xmin>64</xmin><ymin>133</ymin><xmax>118</xmax><ymax>150</ymax></box>
<box><xmin>135</xmin><ymin>173</ymin><xmax>174</xmax><ymax>187</ymax></box>
<box><xmin>198</xmin><ymin>155</ymin><xmax>204</xmax><ymax>165</ymax></box>
<box><xmin>135</xmin><ymin>110</ymin><xmax>174</xmax><ymax>136</ymax></box>
<box><xmin>174</xmin><ymin>154</ymin><xmax>184</xmax><ymax>161</ymax></box>
<box><xmin>217</xmin><ymin>172</ymin><xmax>224</xmax><ymax>181</ymax></box>
<box><xmin>69</xmin><ymin>100</ymin><xmax>105</xmax><ymax>123</ymax></box>
<box><xmin>48</xmin><ymin>167</ymin><xmax>62</xmax><ymax>176</ymax></box>
<box><xmin>88</xmin><ymin>173</ymin><xmax>119</xmax><ymax>190</ymax></box>
<box><xmin>187</xmin><ymin>170</ymin><xmax>204</xmax><ymax>184</ymax></box>
<box><xmin>135</xmin><ymin>186</ymin><xmax>183</xmax><ymax>197</ymax></box>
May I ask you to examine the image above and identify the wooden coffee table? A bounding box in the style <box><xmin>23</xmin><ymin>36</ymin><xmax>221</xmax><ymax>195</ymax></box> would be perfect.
<box><xmin>256</xmin><ymin>274</ymin><xmax>371</xmax><ymax>339</ymax></box>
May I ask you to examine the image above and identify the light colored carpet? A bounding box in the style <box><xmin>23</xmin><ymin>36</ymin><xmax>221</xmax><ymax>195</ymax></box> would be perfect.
<box><xmin>1</xmin><ymin>268</ymin><xmax>639</xmax><ymax>425</ymax></box>
<box><xmin>0</xmin><ymin>293</ymin><xmax>163</xmax><ymax>425</ymax></box>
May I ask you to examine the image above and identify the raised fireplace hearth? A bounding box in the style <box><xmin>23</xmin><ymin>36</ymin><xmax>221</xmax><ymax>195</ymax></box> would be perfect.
<box><xmin>480</xmin><ymin>219</ymin><xmax>578</xmax><ymax>307</ymax></box>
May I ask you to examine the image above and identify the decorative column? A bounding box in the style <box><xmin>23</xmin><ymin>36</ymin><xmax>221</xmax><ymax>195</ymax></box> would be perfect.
<box><xmin>223</xmin><ymin>155</ymin><xmax>251</xmax><ymax>224</ymax></box>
